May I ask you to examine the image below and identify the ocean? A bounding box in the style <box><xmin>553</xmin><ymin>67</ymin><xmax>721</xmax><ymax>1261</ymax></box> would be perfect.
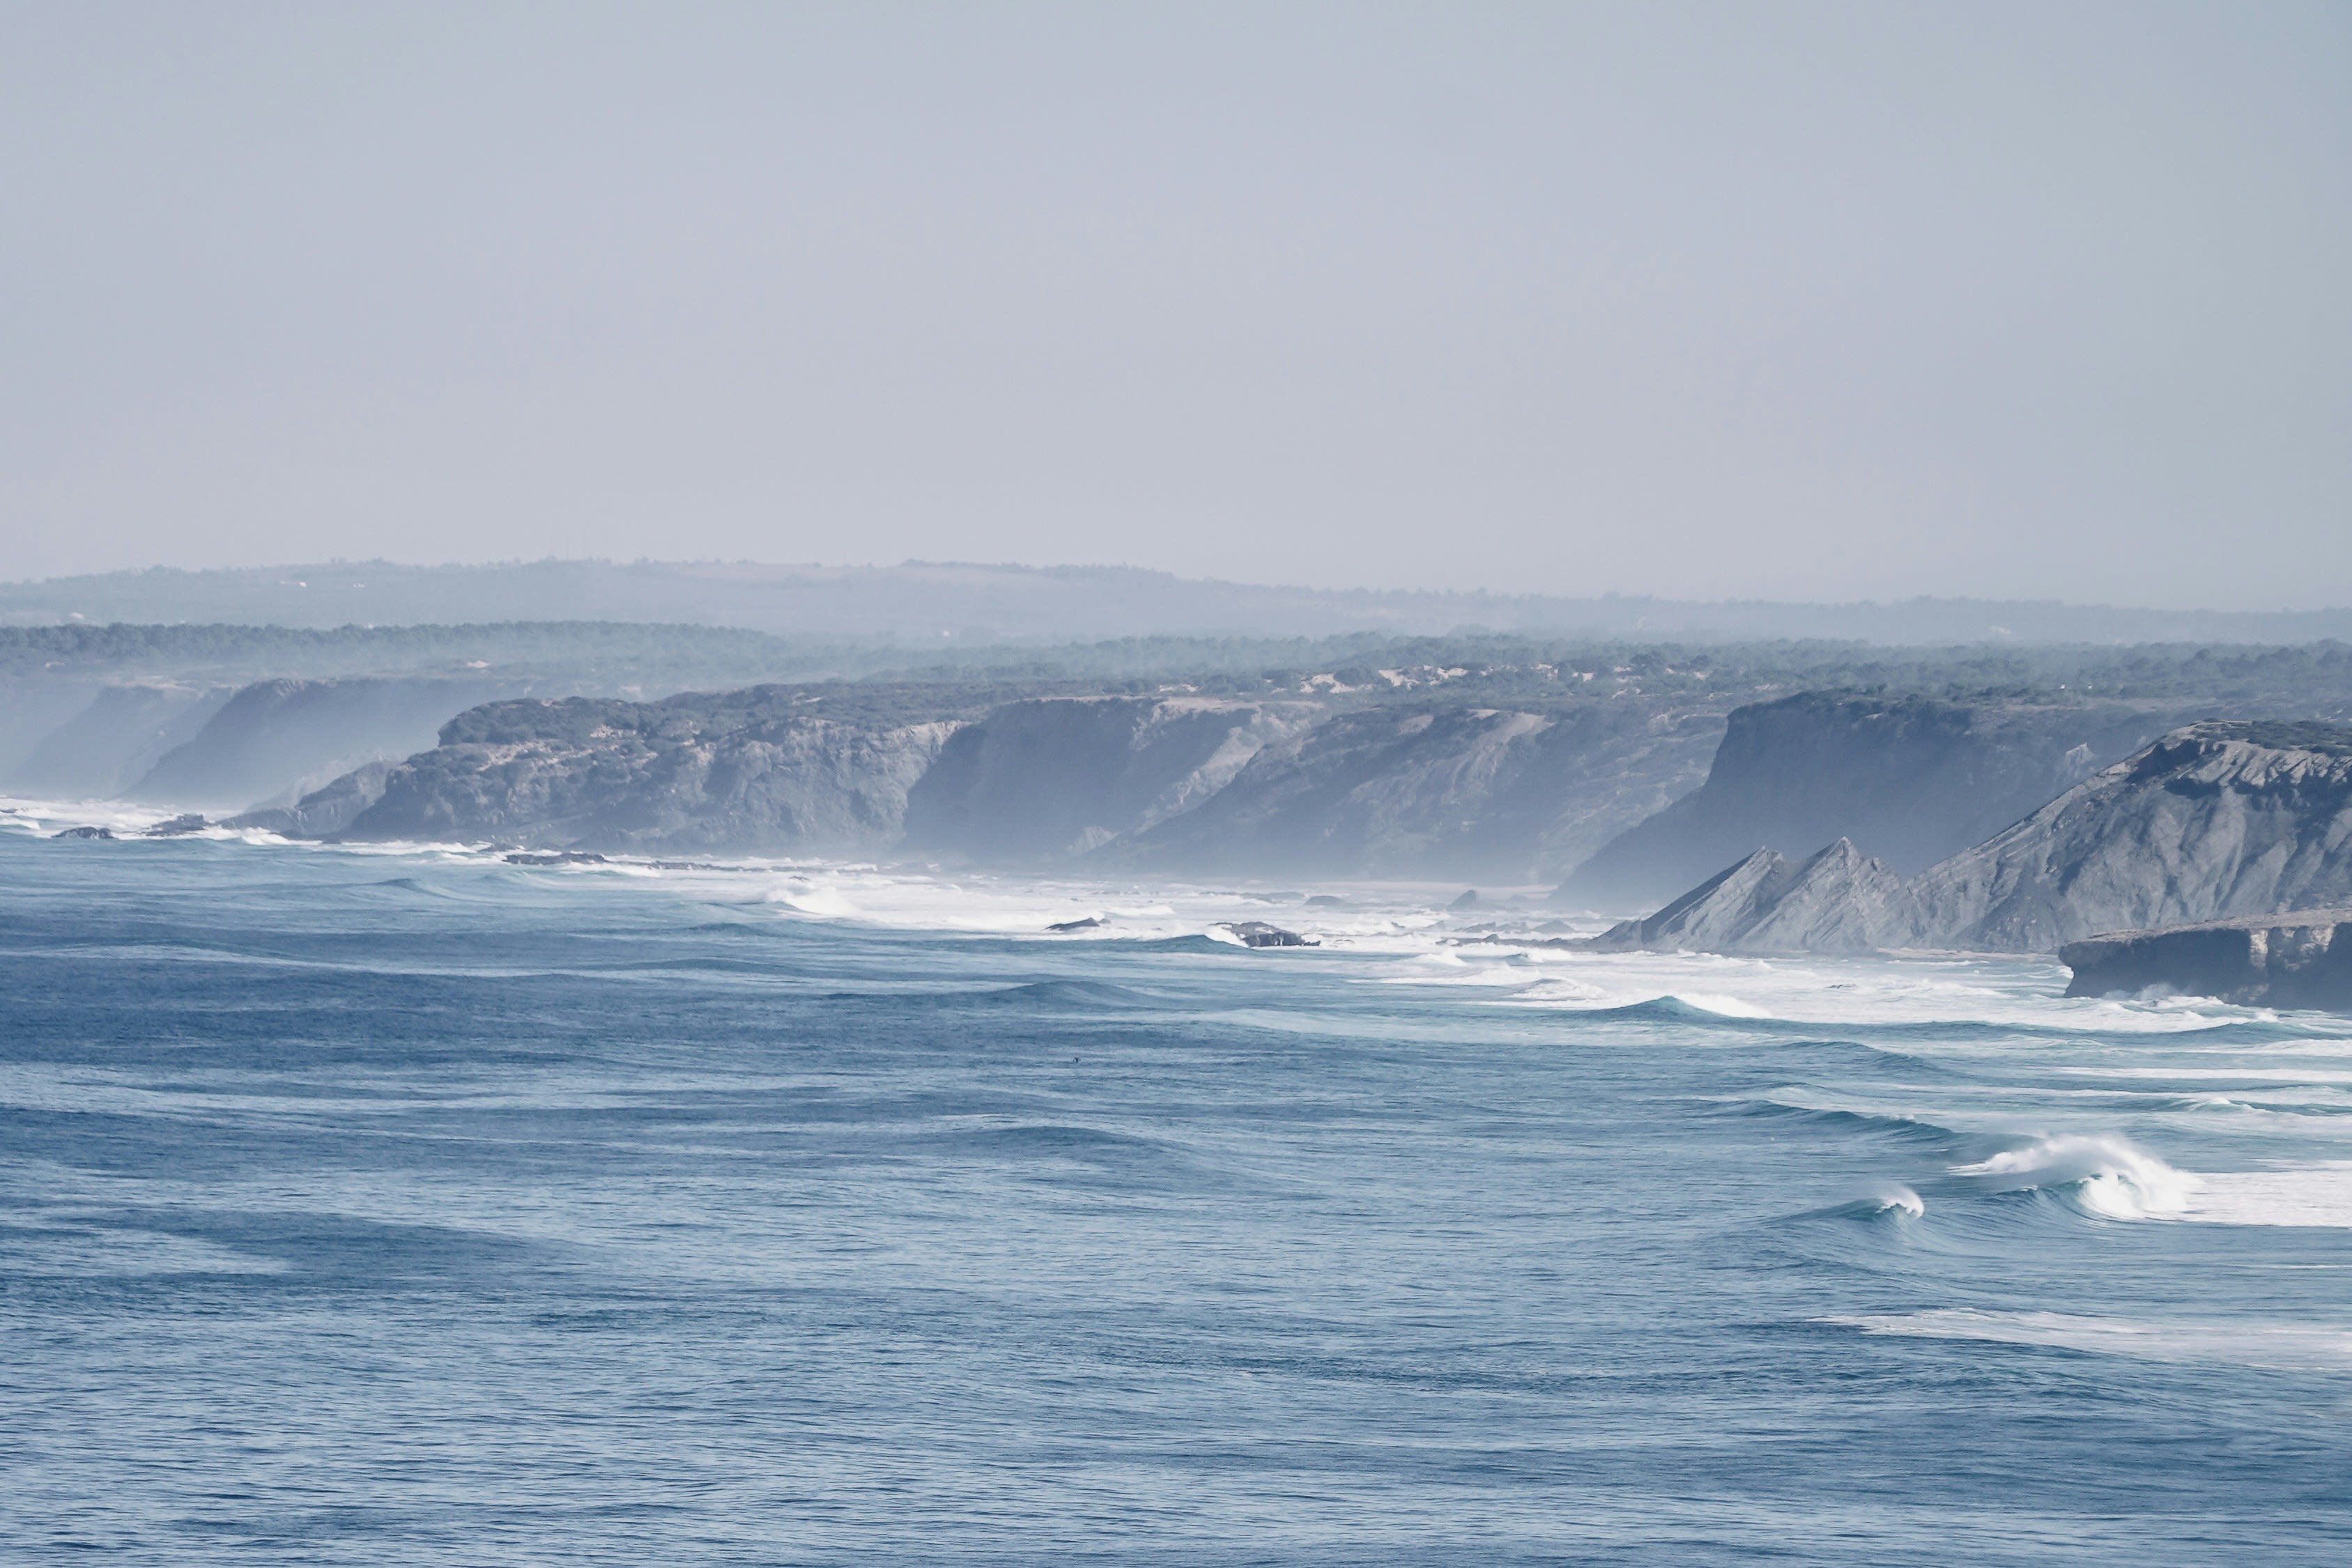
<box><xmin>5</xmin><ymin>804</ymin><xmax>2351</xmax><ymax>1564</ymax></box>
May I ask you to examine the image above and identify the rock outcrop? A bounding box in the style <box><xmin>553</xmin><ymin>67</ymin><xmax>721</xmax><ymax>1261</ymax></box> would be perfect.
<box><xmin>1565</xmin><ymin>692</ymin><xmax>2170</xmax><ymax>907</ymax></box>
<box><xmin>226</xmin><ymin>761</ymin><xmax>395</xmax><ymax>839</ymax></box>
<box><xmin>1587</xmin><ymin>839</ymin><xmax>1916</xmax><ymax>953</ymax></box>
<box><xmin>1602</xmin><ymin>722</ymin><xmax>2352</xmax><ymax>954</ymax></box>
<box><xmin>2062</xmin><ymin>911</ymin><xmax>2352</xmax><ymax>1010</ymax></box>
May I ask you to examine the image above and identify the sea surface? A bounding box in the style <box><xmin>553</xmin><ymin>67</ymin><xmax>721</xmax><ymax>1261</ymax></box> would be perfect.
<box><xmin>5</xmin><ymin>804</ymin><xmax>2352</xmax><ymax>1565</ymax></box>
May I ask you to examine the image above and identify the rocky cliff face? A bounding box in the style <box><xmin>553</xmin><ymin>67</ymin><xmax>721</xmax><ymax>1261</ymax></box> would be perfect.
<box><xmin>1565</xmin><ymin>692</ymin><xmax>2170</xmax><ymax>906</ymax></box>
<box><xmin>1601</xmin><ymin>722</ymin><xmax>2352</xmax><ymax>954</ymax></box>
<box><xmin>903</xmin><ymin>697</ymin><xmax>1311</xmax><ymax>859</ymax></box>
<box><xmin>1909</xmin><ymin>721</ymin><xmax>2352</xmax><ymax>951</ymax></box>
<box><xmin>338</xmin><ymin>687</ymin><xmax>961</xmax><ymax>854</ymax></box>
<box><xmin>2061</xmin><ymin>910</ymin><xmax>2352</xmax><ymax>1009</ymax></box>
<box><xmin>1115</xmin><ymin>701</ymin><xmax>1723</xmax><ymax>881</ymax></box>
<box><xmin>302</xmin><ymin>686</ymin><xmax>1724</xmax><ymax>873</ymax></box>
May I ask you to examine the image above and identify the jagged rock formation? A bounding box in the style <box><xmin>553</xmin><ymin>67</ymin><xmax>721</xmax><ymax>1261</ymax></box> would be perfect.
<box><xmin>226</xmin><ymin>762</ymin><xmax>395</xmax><ymax>839</ymax></box>
<box><xmin>2061</xmin><ymin>911</ymin><xmax>2352</xmax><ymax>1010</ymax></box>
<box><xmin>1599</xmin><ymin>722</ymin><xmax>2352</xmax><ymax>954</ymax></box>
<box><xmin>1588</xmin><ymin>840</ymin><xmax>1916</xmax><ymax>952</ymax></box>
<box><xmin>1114</xmin><ymin>702</ymin><xmax>1723</xmax><ymax>881</ymax></box>
<box><xmin>337</xmin><ymin>687</ymin><xmax>961</xmax><ymax>854</ymax></box>
<box><xmin>129</xmin><ymin>677</ymin><xmax>517</xmax><ymax>810</ymax></box>
<box><xmin>1565</xmin><ymin>691</ymin><xmax>2170</xmax><ymax>907</ymax></box>
<box><xmin>902</xmin><ymin>697</ymin><xmax>1310</xmax><ymax>859</ymax></box>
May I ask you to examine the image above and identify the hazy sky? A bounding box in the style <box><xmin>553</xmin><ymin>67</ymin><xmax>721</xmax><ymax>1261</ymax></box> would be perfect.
<box><xmin>4</xmin><ymin>2</ymin><xmax>2347</xmax><ymax>606</ymax></box>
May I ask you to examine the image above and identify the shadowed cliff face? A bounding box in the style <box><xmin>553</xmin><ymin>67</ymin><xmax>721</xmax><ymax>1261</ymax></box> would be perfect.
<box><xmin>902</xmin><ymin>697</ymin><xmax>1314</xmax><ymax>860</ymax></box>
<box><xmin>1114</xmin><ymin>701</ymin><xmax>1724</xmax><ymax>882</ymax></box>
<box><xmin>1565</xmin><ymin>691</ymin><xmax>2174</xmax><ymax>905</ymax></box>
<box><xmin>128</xmin><ymin>677</ymin><xmax>523</xmax><ymax>811</ymax></box>
<box><xmin>7</xmin><ymin>683</ymin><xmax>233</xmax><ymax>799</ymax></box>
<box><xmin>1598</xmin><ymin>722</ymin><xmax>2352</xmax><ymax>955</ymax></box>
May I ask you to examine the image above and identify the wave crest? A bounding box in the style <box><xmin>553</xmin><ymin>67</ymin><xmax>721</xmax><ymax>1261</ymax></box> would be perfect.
<box><xmin>1955</xmin><ymin>1134</ymin><xmax>2197</xmax><ymax>1219</ymax></box>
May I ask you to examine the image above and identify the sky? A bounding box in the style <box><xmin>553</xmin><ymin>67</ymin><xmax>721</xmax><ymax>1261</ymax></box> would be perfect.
<box><xmin>3</xmin><ymin>1</ymin><xmax>2347</xmax><ymax>608</ymax></box>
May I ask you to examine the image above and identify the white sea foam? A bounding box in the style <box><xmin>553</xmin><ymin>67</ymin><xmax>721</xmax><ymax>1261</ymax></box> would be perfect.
<box><xmin>1824</xmin><ymin>1309</ymin><xmax>2352</xmax><ymax>1371</ymax></box>
<box><xmin>2182</xmin><ymin>1162</ymin><xmax>2352</xmax><ymax>1229</ymax></box>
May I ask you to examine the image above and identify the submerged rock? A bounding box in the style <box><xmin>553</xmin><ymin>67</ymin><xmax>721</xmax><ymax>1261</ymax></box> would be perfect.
<box><xmin>52</xmin><ymin>824</ymin><xmax>114</xmax><ymax>840</ymax></box>
<box><xmin>2063</xmin><ymin>911</ymin><xmax>2352</xmax><ymax>1010</ymax></box>
<box><xmin>503</xmin><ymin>850</ymin><xmax>608</xmax><ymax>866</ymax></box>
<box><xmin>144</xmin><ymin>814</ymin><xmax>208</xmax><ymax>836</ymax></box>
<box><xmin>1047</xmin><ymin>916</ymin><xmax>1103</xmax><ymax>932</ymax></box>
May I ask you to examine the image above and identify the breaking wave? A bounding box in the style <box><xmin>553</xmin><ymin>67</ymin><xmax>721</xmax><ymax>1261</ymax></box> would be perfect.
<box><xmin>1955</xmin><ymin>1134</ymin><xmax>2198</xmax><ymax>1219</ymax></box>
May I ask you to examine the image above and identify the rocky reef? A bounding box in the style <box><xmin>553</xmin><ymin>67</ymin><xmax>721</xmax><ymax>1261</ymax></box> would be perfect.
<box><xmin>2062</xmin><ymin>911</ymin><xmax>2352</xmax><ymax>1009</ymax></box>
<box><xmin>1598</xmin><ymin>721</ymin><xmax>2352</xmax><ymax>954</ymax></box>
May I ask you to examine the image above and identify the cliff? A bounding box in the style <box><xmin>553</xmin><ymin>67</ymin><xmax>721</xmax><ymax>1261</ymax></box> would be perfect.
<box><xmin>7</xmin><ymin>682</ymin><xmax>233</xmax><ymax>799</ymax></box>
<box><xmin>130</xmin><ymin>677</ymin><xmax>518</xmax><ymax>810</ymax></box>
<box><xmin>902</xmin><ymin>697</ymin><xmax>1312</xmax><ymax>859</ymax></box>
<box><xmin>1599</xmin><ymin>722</ymin><xmax>2352</xmax><ymax>955</ymax></box>
<box><xmin>337</xmin><ymin>686</ymin><xmax>964</xmax><ymax>854</ymax></box>
<box><xmin>2062</xmin><ymin>911</ymin><xmax>2352</xmax><ymax>1010</ymax></box>
<box><xmin>1114</xmin><ymin>701</ymin><xmax>1723</xmax><ymax>881</ymax></box>
<box><xmin>1564</xmin><ymin>691</ymin><xmax>2169</xmax><ymax>906</ymax></box>
<box><xmin>1911</xmin><ymin>721</ymin><xmax>2352</xmax><ymax>951</ymax></box>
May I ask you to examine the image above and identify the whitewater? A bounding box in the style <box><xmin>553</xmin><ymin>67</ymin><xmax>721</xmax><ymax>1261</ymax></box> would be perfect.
<box><xmin>5</xmin><ymin>798</ymin><xmax>2351</xmax><ymax>1564</ymax></box>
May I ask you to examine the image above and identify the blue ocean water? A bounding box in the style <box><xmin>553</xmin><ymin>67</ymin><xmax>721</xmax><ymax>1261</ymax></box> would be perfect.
<box><xmin>4</xmin><ymin>818</ymin><xmax>2351</xmax><ymax>1564</ymax></box>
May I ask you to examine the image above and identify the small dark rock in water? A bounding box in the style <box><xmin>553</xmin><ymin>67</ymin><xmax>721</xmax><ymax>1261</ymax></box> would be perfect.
<box><xmin>1224</xmin><ymin>921</ymin><xmax>1316</xmax><ymax>948</ymax></box>
<box><xmin>1450</xmin><ymin>889</ymin><xmax>1479</xmax><ymax>909</ymax></box>
<box><xmin>53</xmin><ymin>825</ymin><xmax>115</xmax><ymax>840</ymax></box>
<box><xmin>146</xmin><ymin>815</ymin><xmax>208</xmax><ymax>837</ymax></box>
<box><xmin>503</xmin><ymin>851</ymin><xmax>609</xmax><ymax>866</ymax></box>
<box><xmin>1047</xmin><ymin>916</ymin><xmax>1103</xmax><ymax>932</ymax></box>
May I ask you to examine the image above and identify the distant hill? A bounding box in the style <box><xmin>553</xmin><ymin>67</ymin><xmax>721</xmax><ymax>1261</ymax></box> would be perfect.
<box><xmin>6</xmin><ymin>560</ymin><xmax>2349</xmax><ymax>645</ymax></box>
